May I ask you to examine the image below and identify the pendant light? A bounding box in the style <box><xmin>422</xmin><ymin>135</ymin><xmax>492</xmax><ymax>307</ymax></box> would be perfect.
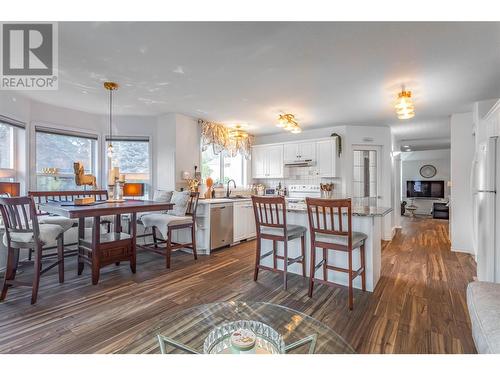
<box><xmin>104</xmin><ymin>81</ymin><xmax>119</xmax><ymax>158</ymax></box>
<box><xmin>395</xmin><ymin>87</ymin><xmax>415</xmax><ymax>120</ymax></box>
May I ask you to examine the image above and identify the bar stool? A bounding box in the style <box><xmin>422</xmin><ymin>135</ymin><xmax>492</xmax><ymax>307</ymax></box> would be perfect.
<box><xmin>251</xmin><ymin>195</ymin><xmax>306</xmax><ymax>290</ymax></box>
<box><xmin>305</xmin><ymin>197</ymin><xmax>367</xmax><ymax>310</ymax></box>
<box><xmin>0</xmin><ymin>196</ymin><xmax>65</xmax><ymax>304</ymax></box>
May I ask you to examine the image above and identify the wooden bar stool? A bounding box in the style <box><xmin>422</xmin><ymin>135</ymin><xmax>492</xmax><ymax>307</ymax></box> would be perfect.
<box><xmin>305</xmin><ymin>197</ymin><xmax>367</xmax><ymax>310</ymax></box>
<box><xmin>251</xmin><ymin>196</ymin><xmax>306</xmax><ymax>290</ymax></box>
<box><xmin>0</xmin><ymin>196</ymin><xmax>65</xmax><ymax>304</ymax></box>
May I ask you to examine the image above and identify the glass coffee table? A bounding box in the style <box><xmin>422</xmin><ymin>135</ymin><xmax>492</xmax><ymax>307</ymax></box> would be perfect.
<box><xmin>134</xmin><ymin>301</ymin><xmax>354</xmax><ymax>354</ymax></box>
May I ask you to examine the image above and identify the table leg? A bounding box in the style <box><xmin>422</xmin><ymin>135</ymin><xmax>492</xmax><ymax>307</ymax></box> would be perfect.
<box><xmin>92</xmin><ymin>216</ymin><xmax>101</xmax><ymax>285</ymax></box>
<box><xmin>130</xmin><ymin>213</ymin><xmax>137</xmax><ymax>273</ymax></box>
<box><xmin>114</xmin><ymin>214</ymin><xmax>122</xmax><ymax>233</ymax></box>
<box><xmin>78</xmin><ymin>217</ymin><xmax>85</xmax><ymax>275</ymax></box>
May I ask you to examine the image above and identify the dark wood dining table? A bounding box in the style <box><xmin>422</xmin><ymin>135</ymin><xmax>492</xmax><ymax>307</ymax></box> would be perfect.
<box><xmin>40</xmin><ymin>199</ymin><xmax>174</xmax><ymax>284</ymax></box>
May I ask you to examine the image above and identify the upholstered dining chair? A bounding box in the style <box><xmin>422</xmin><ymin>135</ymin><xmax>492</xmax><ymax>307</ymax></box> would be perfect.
<box><xmin>305</xmin><ymin>197</ymin><xmax>367</xmax><ymax>310</ymax></box>
<box><xmin>251</xmin><ymin>195</ymin><xmax>307</xmax><ymax>290</ymax></box>
<box><xmin>0</xmin><ymin>196</ymin><xmax>65</xmax><ymax>304</ymax></box>
<box><xmin>140</xmin><ymin>191</ymin><xmax>199</xmax><ymax>269</ymax></box>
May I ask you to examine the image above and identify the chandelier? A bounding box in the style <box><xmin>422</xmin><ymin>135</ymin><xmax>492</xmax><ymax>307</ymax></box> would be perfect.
<box><xmin>229</xmin><ymin>125</ymin><xmax>249</xmax><ymax>141</ymax></box>
<box><xmin>104</xmin><ymin>81</ymin><xmax>119</xmax><ymax>158</ymax></box>
<box><xmin>395</xmin><ymin>88</ymin><xmax>415</xmax><ymax>120</ymax></box>
<box><xmin>276</xmin><ymin>113</ymin><xmax>301</xmax><ymax>134</ymax></box>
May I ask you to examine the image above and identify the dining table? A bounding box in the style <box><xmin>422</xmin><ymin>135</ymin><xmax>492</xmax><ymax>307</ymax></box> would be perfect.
<box><xmin>40</xmin><ymin>199</ymin><xmax>173</xmax><ymax>284</ymax></box>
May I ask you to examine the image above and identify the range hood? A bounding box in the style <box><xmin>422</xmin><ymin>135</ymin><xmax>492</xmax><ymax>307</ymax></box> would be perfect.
<box><xmin>284</xmin><ymin>159</ymin><xmax>315</xmax><ymax>167</ymax></box>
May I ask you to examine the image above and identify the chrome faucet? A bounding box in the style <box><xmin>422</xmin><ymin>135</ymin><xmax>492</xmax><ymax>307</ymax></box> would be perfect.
<box><xmin>226</xmin><ymin>179</ymin><xmax>237</xmax><ymax>198</ymax></box>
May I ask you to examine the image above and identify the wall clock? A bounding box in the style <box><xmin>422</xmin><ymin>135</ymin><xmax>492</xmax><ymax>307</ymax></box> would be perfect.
<box><xmin>419</xmin><ymin>164</ymin><xmax>437</xmax><ymax>178</ymax></box>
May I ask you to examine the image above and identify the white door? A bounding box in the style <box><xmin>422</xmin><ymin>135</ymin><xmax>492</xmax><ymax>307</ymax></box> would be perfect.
<box><xmin>298</xmin><ymin>142</ymin><xmax>316</xmax><ymax>161</ymax></box>
<box><xmin>316</xmin><ymin>139</ymin><xmax>338</xmax><ymax>177</ymax></box>
<box><xmin>251</xmin><ymin>147</ymin><xmax>267</xmax><ymax>178</ymax></box>
<box><xmin>266</xmin><ymin>145</ymin><xmax>284</xmax><ymax>178</ymax></box>
<box><xmin>352</xmin><ymin>145</ymin><xmax>382</xmax><ymax>206</ymax></box>
<box><xmin>284</xmin><ymin>143</ymin><xmax>299</xmax><ymax>162</ymax></box>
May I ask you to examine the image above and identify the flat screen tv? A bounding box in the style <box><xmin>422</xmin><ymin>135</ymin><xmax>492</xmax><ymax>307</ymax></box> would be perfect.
<box><xmin>406</xmin><ymin>180</ymin><xmax>445</xmax><ymax>198</ymax></box>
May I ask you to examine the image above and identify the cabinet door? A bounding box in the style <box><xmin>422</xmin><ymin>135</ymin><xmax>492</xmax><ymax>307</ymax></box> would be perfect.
<box><xmin>298</xmin><ymin>142</ymin><xmax>316</xmax><ymax>161</ymax></box>
<box><xmin>284</xmin><ymin>143</ymin><xmax>299</xmax><ymax>162</ymax></box>
<box><xmin>251</xmin><ymin>147</ymin><xmax>267</xmax><ymax>178</ymax></box>
<box><xmin>316</xmin><ymin>139</ymin><xmax>338</xmax><ymax>177</ymax></box>
<box><xmin>266</xmin><ymin>145</ymin><xmax>284</xmax><ymax>178</ymax></box>
<box><xmin>233</xmin><ymin>203</ymin><xmax>246</xmax><ymax>242</ymax></box>
<box><xmin>245</xmin><ymin>203</ymin><xmax>256</xmax><ymax>238</ymax></box>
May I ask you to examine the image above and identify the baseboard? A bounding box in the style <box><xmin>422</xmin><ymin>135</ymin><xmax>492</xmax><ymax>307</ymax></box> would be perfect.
<box><xmin>451</xmin><ymin>247</ymin><xmax>474</xmax><ymax>255</ymax></box>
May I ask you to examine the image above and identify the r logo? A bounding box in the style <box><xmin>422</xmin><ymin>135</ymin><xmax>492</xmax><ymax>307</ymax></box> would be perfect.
<box><xmin>2</xmin><ymin>23</ymin><xmax>53</xmax><ymax>76</ymax></box>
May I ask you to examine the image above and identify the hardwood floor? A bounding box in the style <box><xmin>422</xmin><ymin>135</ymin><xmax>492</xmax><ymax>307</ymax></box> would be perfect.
<box><xmin>0</xmin><ymin>216</ymin><xmax>476</xmax><ymax>353</ymax></box>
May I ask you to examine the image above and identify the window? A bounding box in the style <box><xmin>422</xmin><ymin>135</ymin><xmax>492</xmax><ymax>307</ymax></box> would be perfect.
<box><xmin>105</xmin><ymin>137</ymin><xmax>150</xmax><ymax>196</ymax></box>
<box><xmin>35</xmin><ymin>127</ymin><xmax>98</xmax><ymax>190</ymax></box>
<box><xmin>0</xmin><ymin>116</ymin><xmax>25</xmax><ymax>182</ymax></box>
<box><xmin>201</xmin><ymin>148</ymin><xmax>245</xmax><ymax>186</ymax></box>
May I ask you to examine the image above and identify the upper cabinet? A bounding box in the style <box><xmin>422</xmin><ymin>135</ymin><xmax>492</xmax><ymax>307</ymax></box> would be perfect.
<box><xmin>316</xmin><ymin>138</ymin><xmax>339</xmax><ymax>177</ymax></box>
<box><xmin>251</xmin><ymin>144</ymin><xmax>284</xmax><ymax>179</ymax></box>
<box><xmin>284</xmin><ymin>141</ymin><xmax>316</xmax><ymax>162</ymax></box>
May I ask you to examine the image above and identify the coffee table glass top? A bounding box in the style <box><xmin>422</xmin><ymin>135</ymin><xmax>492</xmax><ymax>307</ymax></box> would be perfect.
<box><xmin>124</xmin><ymin>301</ymin><xmax>354</xmax><ymax>354</ymax></box>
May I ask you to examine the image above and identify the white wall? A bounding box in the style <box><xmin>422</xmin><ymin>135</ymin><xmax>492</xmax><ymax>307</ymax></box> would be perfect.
<box><xmin>450</xmin><ymin>112</ymin><xmax>475</xmax><ymax>254</ymax></box>
<box><xmin>401</xmin><ymin>149</ymin><xmax>451</xmax><ymax>215</ymax></box>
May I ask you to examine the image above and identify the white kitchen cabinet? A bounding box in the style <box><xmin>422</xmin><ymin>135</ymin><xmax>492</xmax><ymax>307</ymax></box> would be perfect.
<box><xmin>284</xmin><ymin>142</ymin><xmax>316</xmax><ymax>162</ymax></box>
<box><xmin>251</xmin><ymin>145</ymin><xmax>284</xmax><ymax>178</ymax></box>
<box><xmin>316</xmin><ymin>138</ymin><xmax>339</xmax><ymax>177</ymax></box>
<box><xmin>233</xmin><ymin>201</ymin><xmax>256</xmax><ymax>242</ymax></box>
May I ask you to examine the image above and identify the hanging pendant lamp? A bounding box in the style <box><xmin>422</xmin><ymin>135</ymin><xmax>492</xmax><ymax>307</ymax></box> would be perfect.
<box><xmin>104</xmin><ymin>81</ymin><xmax>119</xmax><ymax>158</ymax></box>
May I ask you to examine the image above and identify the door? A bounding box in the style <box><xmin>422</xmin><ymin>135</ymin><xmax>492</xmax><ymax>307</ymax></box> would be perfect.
<box><xmin>316</xmin><ymin>139</ymin><xmax>338</xmax><ymax>177</ymax></box>
<box><xmin>352</xmin><ymin>145</ymin><xmax>381</xmax><ymax>206</ymax></box>
<box><xmin>251</xmin><ymin>147</ymin><xmax>267</xmax><ymax>178</ymax></box>
<box><xmin>266</xmin><ymin>145</ymin><xmax>284</xmax><ymax>178</ymax></box>
<box><xmin>298</xmin><ymin>142</ymin><xmax>316</xmax><ymax>161</ymax></box>
<box><xmin>284</xmin><ymin>143</ymin><xmax>299</xmax><ymax>162</ymax></box>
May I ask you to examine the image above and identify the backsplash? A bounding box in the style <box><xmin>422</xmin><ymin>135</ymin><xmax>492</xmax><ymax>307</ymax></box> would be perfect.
<box><xmin>253</xmin><ymin>165</ymin><xmax>342</xmax><ymax>189</ymax></box>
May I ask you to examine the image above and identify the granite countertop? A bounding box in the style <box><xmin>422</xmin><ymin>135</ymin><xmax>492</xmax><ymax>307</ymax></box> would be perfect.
<box><xmin>198</xmin><ymin>198</ymin><xmax>392</xmax><ymax>217</ymax></box>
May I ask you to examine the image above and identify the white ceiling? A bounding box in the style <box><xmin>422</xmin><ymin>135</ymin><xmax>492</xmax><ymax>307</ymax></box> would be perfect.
<box><xmin>15</xmin><ymin>22</ymin><xmax>500</xmax><ymax>136</ymax></box>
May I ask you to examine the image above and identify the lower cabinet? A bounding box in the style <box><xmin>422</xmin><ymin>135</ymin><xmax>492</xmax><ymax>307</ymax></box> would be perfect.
<box><xmin>233</xmin><ymin>201</ymin><xmax>256</xmax><ymax>242</ymax></box>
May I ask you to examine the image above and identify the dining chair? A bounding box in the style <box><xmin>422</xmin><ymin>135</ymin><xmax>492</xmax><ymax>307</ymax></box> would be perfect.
<box><xmin>251</xmin><ymin>195</ymin><xmax>306</xmax><ymax>290</ymax></box>
<box><xmin>142</xmin><ymin>192</ymin><xmax>199</xmax><ymax>269</ymax></box>
<box><xmin>0</xmin><ymin>196</ymin><xmax>65</xmax><ymax>304</ymax></box>
<box><xmin>305</xmin><ymin>197</ymin><xmax>367</xmax><ymax>310</ymax></box>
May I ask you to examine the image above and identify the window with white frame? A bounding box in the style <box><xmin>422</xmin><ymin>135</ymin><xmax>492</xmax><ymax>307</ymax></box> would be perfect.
<box><xmin>201</xmin><ymin>148</ymin><xmax>245</xmax><ymax>186</ymax></box>
<box><xmin>35</xmin><ymin>126</ymin><xmax>98</xmax><ymax>190</ymax></box>
<box><xmin>0</xmin><ymin>116</ymin><xmax>25</xmax><ymax>182</ymax></box>
<box><xmin>105</xmin><ymin>137</ymin><xmax>151</xmax><ymax>196</ymax></box>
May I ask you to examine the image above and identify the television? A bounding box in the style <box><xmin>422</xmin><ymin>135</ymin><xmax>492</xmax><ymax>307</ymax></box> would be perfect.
<box><xmin>406</xmin><ymin>180</ymin><xmax>445</xmax><ymax>198</ymax></box>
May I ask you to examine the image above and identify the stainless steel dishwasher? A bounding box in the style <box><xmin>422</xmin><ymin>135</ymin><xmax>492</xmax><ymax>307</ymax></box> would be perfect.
<box><xmin>210</xmin><ymin>203</ymin><xmax>234</xmax><ymax>250</ymax></box>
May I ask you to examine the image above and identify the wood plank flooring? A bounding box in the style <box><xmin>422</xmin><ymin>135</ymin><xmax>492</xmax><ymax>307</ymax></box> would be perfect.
<box><xmin>0</xmin><ymin>216</ymin><xmax>477</xmax><ymax>353</ymax></box>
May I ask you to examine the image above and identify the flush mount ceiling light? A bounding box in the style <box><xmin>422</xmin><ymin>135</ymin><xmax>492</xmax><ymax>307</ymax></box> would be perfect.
<box><xmin>277</xmin><ymin>113</ymin><xmax>301</xmax><ymax>134</ymax></box>
<box><xmin>229</xmin><ymin>124</ymin><xmax>249</xmax><ymax>140</ymax></box>
<box><xmin>395</xmin><ymin>88</ymin><xmax>415</xmax><ymax>120</ymax></box>
<box><xmin>104</xmin><ymin>81</ymin><xmax>119</xmax><ymax>159</ymax></box>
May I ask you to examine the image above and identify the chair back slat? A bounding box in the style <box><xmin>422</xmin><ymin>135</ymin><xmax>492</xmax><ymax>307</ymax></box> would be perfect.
<box><xmin>185</xmin><ymin>192</ymin><xmax>200</xmax><ymax>219</ymax></box>
<box><xmin>0</xmin><ymin>196</ymin><xmax>41</xmax><ymax>245</ymax></box>
<box><xmin>305</xmin><ymin>198</ymin><xmax>352</xmax><ymax>243</ymax></box>
<box><xmin>251</xmin><ymin>196</ymin><xmax>287</xmax><ymax>233</ymax></box>
<box><xmin>28</xmin><ymin>190</ymin><xmax>109</xmax><ymax>215</ymax></box>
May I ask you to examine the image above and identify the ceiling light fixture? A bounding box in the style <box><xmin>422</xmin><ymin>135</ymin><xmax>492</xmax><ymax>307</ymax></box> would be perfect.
<box><xmin>104</xmin><ymin>81</ymin><xmax>119</xmax><ymax>159</ymax></box>
<box><xmin>229</xmin><ymin>124</ymin><xmax>249</xmax><ymax>140</ymax></box>
<box><xmin>277</xmin><ymin>113</ymin><xmax>301</xmax><ymax>134</ymax></box>
<box><xmin>395</xmin><ymin>87</ymin><xmax>415</xmax><ymax>120</ymax></box>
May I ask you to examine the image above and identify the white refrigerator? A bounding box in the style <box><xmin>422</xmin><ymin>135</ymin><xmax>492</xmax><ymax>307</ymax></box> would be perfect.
<box><xmin>472</xmin><ymin>136</ymin><xmax>500</xmax><ymax>282</ymax></box>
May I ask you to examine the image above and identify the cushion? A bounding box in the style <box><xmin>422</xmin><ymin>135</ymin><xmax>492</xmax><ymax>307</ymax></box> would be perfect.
<box><xmin>167</xmin><ymin>191</ymin><xmax>190</xmax><ymax>216</ymax></box>
<box><xmin>2</xmin><ymin>223</ymin><xmax>64</xmax><ymax>247</ymax></box>
<box><xmin>140</xmin><ymin>213</ymin><xmax>192</xmax><ymax>240</ymax></box>
<box><xmin>153</xmin><ymin>190</ymin><xmax>173</xmax><ymax>203</ymax></box>
<box><xmin>261</xmin><ymin>224</ymin><xmax>306</xmax><ymax>240</ymax></box>
<box><xmin>315</xmin><ymin>231</ymin><xmax>367</xmax><ymax>248</ymax></box>
<box><xmin>38</xmin><ymin>215</ymin><xmax>76</xmax><ymax>231</ymax></box>
<box><xmin>467</xmin><ymin>281</ymin><xmax>500</xmax><ymax>354</ymax></box>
